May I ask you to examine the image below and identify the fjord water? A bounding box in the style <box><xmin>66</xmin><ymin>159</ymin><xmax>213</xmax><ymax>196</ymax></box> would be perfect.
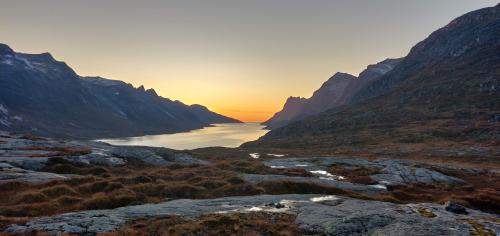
<box><xmin>98</xmin><ymin>123</ymin><xmax>268</xmax><ymax>150</ymax></box>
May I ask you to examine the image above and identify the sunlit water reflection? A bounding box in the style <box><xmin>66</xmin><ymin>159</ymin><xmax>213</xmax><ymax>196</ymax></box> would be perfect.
<box><xmin>97</xmin><ymin>123</ymin><xmax>268</xmax><ymax>150</ymax></box>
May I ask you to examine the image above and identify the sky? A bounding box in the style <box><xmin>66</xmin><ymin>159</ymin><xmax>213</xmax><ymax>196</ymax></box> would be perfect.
<box><xmin>0</xmin><ymin>1</ymin><xmax>497</xmax><ymax>122</ymax></box>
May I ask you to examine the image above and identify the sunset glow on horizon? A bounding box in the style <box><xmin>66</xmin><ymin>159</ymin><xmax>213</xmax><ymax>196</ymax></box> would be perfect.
<box><xmin>1</xmin><ymin>0</ymin><xmax>496</xmax><ymax>122</ymax></box>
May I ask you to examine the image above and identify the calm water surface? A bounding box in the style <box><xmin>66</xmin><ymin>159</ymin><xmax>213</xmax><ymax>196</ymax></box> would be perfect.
<box><xmin>98</xmin><ymin>123</ymin><xmax>268</xmax><ymax>150</ymax></box>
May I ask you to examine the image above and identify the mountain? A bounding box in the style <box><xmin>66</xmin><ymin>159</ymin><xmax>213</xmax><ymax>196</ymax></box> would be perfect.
<box><xmin>247</xmin><ymin>4</ymin><xmax>500</xmax><ymax>149</ymax></box>
<box><xmin>263</xmin><ymin>59</ymin><xmax>401</xmax><ymax>129</ymax></box>
<box><xmin>0</xmin><ymin>43</ymin><xmax>240</xmax><ymax>139</ymax></box>
<box><xmin>188</xmin><ymin>104</ymin><xmax>240</xmax><ymax>124</ymax></box>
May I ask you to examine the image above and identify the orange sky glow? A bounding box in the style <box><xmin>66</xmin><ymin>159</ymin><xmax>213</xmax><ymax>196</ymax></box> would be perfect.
<box><xmin>1</xmin><ymin>1</ymin><xmax>496</xmax><ymax>122</ymax></box>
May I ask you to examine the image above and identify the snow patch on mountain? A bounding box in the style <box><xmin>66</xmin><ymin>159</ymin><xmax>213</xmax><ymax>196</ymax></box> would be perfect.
<box><xmin>82</xmin><ymin>76</ymin><xmax>123</xmax><ymax>87</ymax></box>
<box><xmin>14</xmin><ymin>55</ymin><xmax>35</xmax><ymax>70</ymax></box>
<box><xmin>12</xmin><ymin>116</ymin><xmax>23</xmax><ymax>121</ymax></box>
<box><xmin>1</xmin><ymin>59</ymin><xmax>14</xmax><ymax>65</ymax></box>
<box><xmin>0</xmin><ymin>105</ymin><xmax>8</xmax><ymax>115</ymax></box>
<box><xmin>0</xmin><ymin>105</ymin><xmax>11</xmax><ymax>127</ymax></box>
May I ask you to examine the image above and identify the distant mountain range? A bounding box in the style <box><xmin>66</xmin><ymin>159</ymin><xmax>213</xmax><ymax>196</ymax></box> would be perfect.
<box><xmin>248</xmin><ymin>3</ymin><xmax>500</xmax><ymax>149</ymax></box>
<box><xmin>263</xmin><ymin>59</ymin><xmax>401</xmax><ymax>129</ymax></box>
<box><xmin>0</xmin><ymin>44</ymin><xmax>240</xmax><ymax>139</ymax></box>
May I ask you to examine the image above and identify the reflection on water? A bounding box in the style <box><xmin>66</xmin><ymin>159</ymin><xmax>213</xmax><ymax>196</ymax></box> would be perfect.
<box><xmin>97</xmin><ymin>123</ymin><xmax>268</xmax><ymax>150</ymax></box>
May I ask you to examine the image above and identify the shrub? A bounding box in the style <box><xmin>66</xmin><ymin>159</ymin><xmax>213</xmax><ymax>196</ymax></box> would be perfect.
<box><xmin>198</xmin><ymin>180</ymin><xmax>227</xmax><ymax>189</ymax></box>
<box><xmin>45</xmin><ymin>164</ymin><xmax>82</xmax><ymax>174</ymax></box>
<box><xmin>130</xmin><ymin>183</ymin><xmax>165</xmax><ymax>196</ymax></box>
<box><xmin>76</xmin><ymin>181</ymin><xmax>110</xmax><ymax>194</ymax></box>
<box><xmin>226</xmin><ymin>176</ymin><xmax>245</xmax><ymax>185</ymax></box>
<box><xmin>66</xmin><ymin>176</ymin><xmax>99</xmax><ymax>186</ymax></box>
<box><xmin>40</xmin><ymin>185</ymin><xmax>77</xmax><ymax>198</ymax></box>
<box><xmin>0</xmin><ymin>203</ymin><xmax>57</xmax><ymax>217</ymax></box>
<box><xmin>57</xmin><ymin>196</ymin><xmax>82</xmax><ymax>206</ymax></box>
<box><xmin>214</xmin><ymin>184</ymin><xmax>263</xmax><ymax>197</ymax></box>
<box><xmin>16</xmin><ymin>192</ymin><xmax>49</xmax><ymax>203</ymax></box>
<box><xmin>0</xmin><ymin>181</ymin><xmax>29</xmax><ymax>192</ymax></box>
<box><xmin>163</xmin><ymin>184</ymin><xmax>203</xmax><ymax>198</ymax></box>
<box><xmin>82</xmin><ymin>191</ymin><xmax>140</xmax><ymax>210</ymax></box>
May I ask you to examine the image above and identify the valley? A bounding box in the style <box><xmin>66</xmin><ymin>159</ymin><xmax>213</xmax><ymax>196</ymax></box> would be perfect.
<box><xmin>0</xmin><ymin>2</ymin><xmax>499</xmax><ymax>236</ymax></box>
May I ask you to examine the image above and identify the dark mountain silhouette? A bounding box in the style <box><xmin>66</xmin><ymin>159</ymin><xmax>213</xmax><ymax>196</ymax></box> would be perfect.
<box><xmin>0</xmin><ymin>43</ymin><xmax>240</xmax><ymax>139</ymax></box>
<box><xmin>247</xmin><ymin>3</ymin><xmax>500</xmax><ymax>149</ymax></box>
<box><xmin>263</xmin><ymin>59</ymin><xmax>401</xmax><ymax>129</ymax></box>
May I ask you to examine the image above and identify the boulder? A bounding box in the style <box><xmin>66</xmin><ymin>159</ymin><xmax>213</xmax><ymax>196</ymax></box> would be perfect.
<box><xmin>445</xmin><ymin>201</ymin><xmax>468</xmax><ymax>215</ymax></box>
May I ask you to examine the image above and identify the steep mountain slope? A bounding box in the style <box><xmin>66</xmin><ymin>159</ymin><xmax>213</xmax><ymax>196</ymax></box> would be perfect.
<box><xmin>264</xmin><ymin>59</ymin><xmax>401</xmax><ymax>129</ymax></box>
<box><xmin>0</xmin><ymin>44</ymin><xmax>239</xmax><ymax>139</ymax></box>
<box><xmin>339</xmin><ymin>58</ymin><xmax>402</xmax><ymax>105</ymax></box>
<box><xmin>262</xmin><ymin>96</ymin><xmax>307</xmax><ymax>129</ymax></box>
<box><xmin>248</xmin><ymin>4</ymin><xmax>500</xmax><ymax>150</ymax></box>
<box><xmin>188</xmin><ymin>104</ymin><xmax>240</xmax><ymax>124</ymax></box>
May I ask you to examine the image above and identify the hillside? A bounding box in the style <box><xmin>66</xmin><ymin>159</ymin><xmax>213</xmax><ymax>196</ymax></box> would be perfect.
<box><xmin>248</xmin><ymin>3</ymin><xmax>500</xmax><ymax>152</ymax></box>
<box><xmin>263</xmin><ymin>59</ymin><xmax>401</xmax><ymax>129</ymax></box>
<box><xmin>0</xmin><ymin>44</ymin><xmax>240</xmax><ymax>139</ymax></box>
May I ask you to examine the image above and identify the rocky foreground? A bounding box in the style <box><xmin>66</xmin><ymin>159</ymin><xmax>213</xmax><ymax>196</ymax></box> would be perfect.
<box><xmin>0</xmin><ymin>131</ymin><xmax>207</xmax><ymax>183</ymax></box>
<box><xmin>6</xmin><ymin>194</ymin><xmax>500</xmax><ymax>235</ymax></box>
<box><xmin>0</xmin><ymin>132</ymin><xmax>499</xmax><ymax>235</ymax></box>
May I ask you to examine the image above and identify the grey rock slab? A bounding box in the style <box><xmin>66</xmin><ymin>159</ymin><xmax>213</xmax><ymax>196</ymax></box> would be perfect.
<box><xmin>71</xmin><ymin>153</ymin><xmax>127</xmax><ymax>167</ymax></box>
<box><xmin>264</xmin><ymin>157</ymin><xmax>465</xmax><ymax>186</ymax></box>
<box><xmin>6</xmin><ymin>194</ymin><xmax>317</xmax><ymax>234</ymax></box>
<box><xmin>0</xmin><ymin>162</ymin><xmax>71</xmax><ymax>183</ymax></box>
<box><xmin>0</xmin><ymin>156</ymin><xmax>49</xmax><ymax>170</ymax></box>
<box><xmin>108</xmin><ymin>146</ymin><xmax>209</xmax><ymax>166</ymax></box>
<box><xmin>172</xmin><ymin>153</ymin><xmax>210</xmax><ymax>165</ymax></box>
<box><xmin>108</xmin><ymin>146</ymin><xmax>170</xmax><ymax>166</ymax></box>
<box><xmin>241</xmin><ymin>174</ymin><xmax>386</xmax><ymax>195</ymax></box>
<box><xmin>0</xmin><ymin>134</ymin><xmax>209</xmax><ymax>168</ymax></box>
<box><xmin>7</xmin><ymin>194</ymin><xmax>499</xmax><ymax>235</ymax></box>
<box><xmin>295</xmin><ymin>199</ymin><xmax>498</xmax><ymax>236</ymax></box>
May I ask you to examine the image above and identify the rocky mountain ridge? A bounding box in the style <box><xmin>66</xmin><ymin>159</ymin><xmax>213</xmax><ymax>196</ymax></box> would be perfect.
<box><xmin>263</xmin><ymin>59</ymin><xmax>401</xmax><ymax>129</ymax></box>
<box><xmin>249</xmin><ymin>3</ymin><xmax>500</xmax><ymax>150</ymax></box>
<box><xmin>0</xmin><ymin>43</ymin><xmax>240</xmax><ymax>139</ymax></box>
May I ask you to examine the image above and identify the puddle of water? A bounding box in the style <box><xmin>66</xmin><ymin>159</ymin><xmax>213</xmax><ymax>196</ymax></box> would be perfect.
<box><xmin>249</xmin><ymin>153</ymin><xmax>260</xmax><ymax>159</ymax></box>
<box><xmin>279</xmin><ymin>199</ymin><xmax>308</xmax><ymax>205</ymax></box>
<box><xmin>267</xmin><ymin>154</ymin><xmax>285</xmax><ymax>157</ymax></box>
<box><xmin>310</xmin><ymin>170</ymin><xmax>345</xmax><ymax>180</ymax></box>
<box><xmin>246</xmin><ymin>206</ymin><xmax>264</xmax><ymax>211</ymax></box>
<box><xmin>218</xmin><ymin>204</ymin><xmax>292</xmax><ymax>214</ymax></box>
<box><xmin>214</xmin><ymin>196</ymin><xmax>344</xmax><ymax>215</ymax></box>
<box><xmin>369</xmin><ymin>184</ymin><xmax>388</xmax><ymax>190</ymax></box>
<box><xmin>270</xmin><ymin>165</ymin><xmax>286</xmax><ymax>169</ymax></box>
<box><xmin>310</xmin><ymin>195</ymin><xmax>339</xmax><ymax>202</ymax></box>
<box><xmin>310</xmin><ymin>170</ymin><xmax>333</xmax><ymax>176</ymax></box>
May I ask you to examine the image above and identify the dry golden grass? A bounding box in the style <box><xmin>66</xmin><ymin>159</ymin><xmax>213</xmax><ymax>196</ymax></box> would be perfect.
<box><xmin>328</xmin><ymin>165</ymin><xmax>380</xmax><ymax>185</ymax></box>
<box><xmin>21</xmin><ymin>146</ymin><xmax>92</xmax><ymax>157</ymax></box>
<box><xmin>0</xmin><ymin>157</ymin><xmax>365</xmax><ymax>231</ymax></box>
<box><xmin>464</xmin><ymin>219</ymin><xmax>496</xmax><ymax>236</ymax></box>
<box><xmin>104</xmin><ymin>212</ymin><xmax>304</xmax><ymax>236</ymax></box>
<box><xmin>1</xmin><ymin>147</ymin><xmax>499</xmax><ymax>232</ymax></box>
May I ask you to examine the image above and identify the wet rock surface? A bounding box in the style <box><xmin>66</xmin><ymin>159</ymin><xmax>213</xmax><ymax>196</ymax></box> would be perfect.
<box><xmin>264</xmin><ymin>157</ymin><xmax>465</xmax><ymax>187</ymax></box>
<box><xmin>241</xmin><ymin>174</ymin><xmax>386</xmax><ymax>195</ymax></box>
<box><xmin>7</xmin><ymin>194</ymin><xmax>499</xmax><ymax>235</ymax></box>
